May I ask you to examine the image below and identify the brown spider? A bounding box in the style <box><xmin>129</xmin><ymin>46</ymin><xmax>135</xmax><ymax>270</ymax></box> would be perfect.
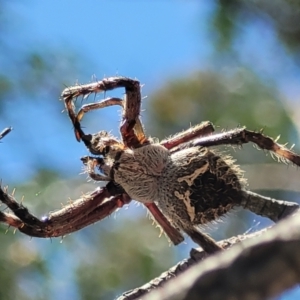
<box><xmin>0</xmin><ymin>77</ymin><xmax>299</xmax><ymax>254</ymax></box>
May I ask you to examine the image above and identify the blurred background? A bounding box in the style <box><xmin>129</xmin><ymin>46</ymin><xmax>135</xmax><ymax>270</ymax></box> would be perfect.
<box><xmin>0</xmin><ymin>1</ymin><xmax>300</xmax><ymax>299</ymax></box>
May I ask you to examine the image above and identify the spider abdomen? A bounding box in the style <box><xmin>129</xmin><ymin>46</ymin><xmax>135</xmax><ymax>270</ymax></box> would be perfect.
<box><xmin>157</xmin><ymin>147</ymin><xmax>245</xmax><ymax>229</ymax></box>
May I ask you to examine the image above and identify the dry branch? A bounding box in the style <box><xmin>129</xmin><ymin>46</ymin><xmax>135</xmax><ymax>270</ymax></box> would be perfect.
<box><xmin>118</xmin><ymin>212</ymin><xmax>300</xmax><ymax>300</ymax></box>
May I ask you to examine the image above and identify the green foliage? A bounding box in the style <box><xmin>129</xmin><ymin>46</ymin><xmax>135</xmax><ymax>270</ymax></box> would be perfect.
<box><xmin>213</xmin><ymin>0</ymin><xmax>300</xmax><ymax>54</ymax></box>
<box><xmin>212</xmin><ymin>0</ymin><xmax>241</xmax><ymax>51</ymax></box>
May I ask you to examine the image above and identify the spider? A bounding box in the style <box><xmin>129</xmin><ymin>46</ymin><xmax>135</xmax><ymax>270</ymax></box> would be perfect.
<box><xmin>0</xmin><ymin>77</ymin><xmax>299</xmax><ymax>254</ymax></box>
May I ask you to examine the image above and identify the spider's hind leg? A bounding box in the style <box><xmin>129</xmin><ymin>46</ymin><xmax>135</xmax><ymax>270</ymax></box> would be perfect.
<box><xmin>192</xmin><ymin>127</ymin><xmax>300</xmax><ymax>167</ymax></box>
<box><xmin>240</xmin><ymin>190</ymin><xmax>299</xmax><ymax>222</ymax></box>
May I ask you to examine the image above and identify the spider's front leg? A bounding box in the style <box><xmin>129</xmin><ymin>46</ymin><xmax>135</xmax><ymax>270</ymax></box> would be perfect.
<box><xmin>61</xmin><ymin>77</ymin><xmax>148</xmax><ymax>148</ymax></box>
<box><xmin>0</xmin><ymin>184</ymin><xmax>130</xmax><ymax>238</ymax></box>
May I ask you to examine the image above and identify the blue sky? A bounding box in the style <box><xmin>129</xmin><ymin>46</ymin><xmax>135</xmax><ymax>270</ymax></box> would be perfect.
<box><xmin>13</xmin><ymin>1</ymin><xmax>209</xmax><ymax>82</ymax></box>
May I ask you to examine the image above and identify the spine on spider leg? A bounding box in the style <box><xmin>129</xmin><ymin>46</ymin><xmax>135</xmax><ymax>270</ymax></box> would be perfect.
<box><xmin>240</xmin><ymin>190</ymin><xmax>299</xmax><ymax>222</ymax></box>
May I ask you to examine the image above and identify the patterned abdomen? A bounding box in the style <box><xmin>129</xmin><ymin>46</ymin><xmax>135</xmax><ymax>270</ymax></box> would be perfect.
<box><xmin>157</xmin><ymin>147</ymin><xmax>245</xmax><ymax>229</ymax></box>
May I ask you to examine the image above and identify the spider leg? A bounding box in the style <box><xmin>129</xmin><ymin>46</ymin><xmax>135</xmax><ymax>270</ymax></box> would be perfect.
<box><xmin>192</xmin><ymin>127</ymin><xmax>300</xmax><ymax>166</ymax></box>
<box><xmin>0</xmin><ymin>185</ymin><xmax>126</xmax><ymax>238</ymax></box>
<box><xmin>183</xmin><ymin>227</ymin><xmax>223</xmax><ymax>254</ymax></box>
<box><xmin>117</xmin><ymin>79</ymin><xmax>148</xmax><ymax>147</ymax></box>
<box><xmin>160</xmin><ymin>121</ymin><xmax>215</xmax><ymax>150</ymax></box>
<box><xmin>67</xmin><ymin>193</ymin><xmax>131</xmax><ymax>232</ymax></box>
<box><xmin>240</xmin><ymin>190</ymin><xmax>299</xmax><ymax>222</ymax></box>
<box><xmin>76</xmin><ymin>100</ymin><xmax>147</xmax><ymax>146</ymax></box>
<box><xmin>61</xmin><ymin>77</ymin><xmax>148</xmax><ymax>147</ymax></box>
<box><xmin>144</xmin><ymin>203</ymin><xmax>184</xmax><ymax>245</ymax></box>
<box><xmin>64</xmin><ymin>96</ymin><xmax>123</xmax><ymax>142</ymax></box>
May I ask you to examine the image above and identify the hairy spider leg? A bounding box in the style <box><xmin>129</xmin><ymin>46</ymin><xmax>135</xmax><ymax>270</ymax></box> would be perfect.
<box><xmin>66</xmin><ymin>97</ymin><xmax>123</xmax><ymax>141</ymax></box>
<box><xmin>62</xmin><ymin>77</ymin><xmax>148</xmax><ymax>147</ymax></box>
<box><xmin>192</xmin><ymin>127</ymin><xmax>300</xmax><ymax>166</ymax></box>
<box><xmin>144</xmin><ymin>203</ymin><xmax>185</xmax><ymax>245</ymax></box>
<box><xmin>240</xmin><ymin>190</ymin><xmax>299</xmax><ymax>222</ymax></box>
<box><xmin>160</xmin><ymin>121</ymin><xmax>215</xmax><ymax>150</ymax></box>
<box><xmin>189</xmin><ymin>127</ymin><xmax>300</xmax><ymax>221</ymax></box>
<box><xmin>74</xmin><ymin>98</ymin><xmax>146</xmax><ymax>148</ymax></box>
<box><xmin>0</xmin><ymin>186</ymin><xmax>130</xmax><ymax>237</ymax></box>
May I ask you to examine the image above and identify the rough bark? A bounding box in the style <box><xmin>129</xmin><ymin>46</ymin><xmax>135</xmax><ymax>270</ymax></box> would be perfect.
<box><xmin>118</xmin><ymin>212</ymin><xmax>300</xmax><ymax>300</ymax></box>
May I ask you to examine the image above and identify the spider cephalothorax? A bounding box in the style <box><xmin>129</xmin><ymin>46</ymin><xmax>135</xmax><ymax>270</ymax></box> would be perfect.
<box><xmin>0</xmin><ymin>77</ymin><xmax>299</xmax><ymax>254</ymax></box>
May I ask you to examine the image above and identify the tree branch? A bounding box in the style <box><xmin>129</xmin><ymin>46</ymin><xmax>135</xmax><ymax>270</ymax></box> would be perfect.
<box><xmin>118</xmin><ymin>211</ymin><xmax>300</xmax><ymax>300</ymax></box>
